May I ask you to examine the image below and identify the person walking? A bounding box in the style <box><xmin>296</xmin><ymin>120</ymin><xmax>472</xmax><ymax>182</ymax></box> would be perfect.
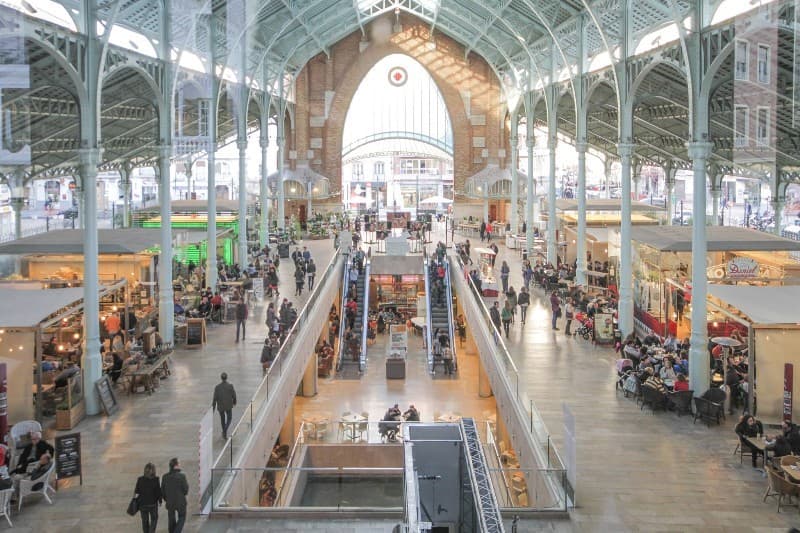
<box><xmin>134</xmin><ymin>462</ymin><xmax>162</xmax><ymax>533</ymax></box>
<box><xmin>518</xmin><ymin>287</ymin><xmax>530</xmax><ymax>324</ymax></box>
<box><xmin>294</xmin><ymin>266</ymin><xmax>305</xmax><ymax>296</ymax></box>
<box><xmin>480</xmin><ymin>220</ymin><xmax>486</xmax><ymax>242</ymax></box>
<box><xmin>212</xmin><ymin>372</ymin><xmax>237</xmax><ymax>439</ymax></box>
<box><xmin>485</xmin><ymin>221</ymin><xmax>493</xmax><ymax>242</ymax></box>
<box><xmin>235</xmin><ymin>299</ymin><xmax>248</xmax><ymax>343</ymax></box>
<box><xmin>501</xmin><ymin>301</ymin><xmax>513</xmax><ymax>338</ymax></box>
<box><xmin>500</xmin><ymin>261</ymin><xmax>510</xmax><ymax>293</ymax></box>
<box><xmin>506</xmin><ymin>286</ymin><xmax>517</xmax><ymax>323</ymax></box>
<box><xmin>306</xmin><ymin>258</ymin><xmax>317</xmax><ymax>291</ymax></box>
<box><xmin>161</xmin><ymin>458</ymin><xmax>188</xmax><ymax>533</ymax></box>
<box><xmin>564</xmin><ymin>298</ymin><xmax>575</xmax><ymax>336</ymax></box>
<box><xmin>549</xmin><ymin>291</ymin><xmax>561</xmax><ymax>330</ymax></box>
<box><xmin>489</xmin><ymin>301</ymin><xmax>502</xmax><ymax>334</ymax></box>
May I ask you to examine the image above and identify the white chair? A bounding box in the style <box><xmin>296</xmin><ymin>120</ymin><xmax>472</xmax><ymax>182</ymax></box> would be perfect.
<box><xmin>0</xmin><ymin>488</ymin><xmax>12</xmax><ymax>527</ymax></box>
<box><xmin>356</xmin><ymin>412</ymin><xmax>369</xmax><ymax>440</ymax></box>
<box><xmin>17</xmin><ymin>461</ymin><xmax>56</xmax><ymax>511</ymax></box>
<box><xmin>10</xmin><ymin>421</ymin><xmax>41</xmax><ymax>446</ymax></box>
<box><xmin>314</xmin><ymin>420</ymin><xmax>329</xmax><ymax>441</ymax></box>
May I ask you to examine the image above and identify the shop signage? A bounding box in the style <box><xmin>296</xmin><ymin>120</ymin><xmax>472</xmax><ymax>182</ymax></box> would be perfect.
<box><xmin>726</xmin><ymin>257</ymin><xmax>759</xmax><ymax>279</ymax></box>
<box><xmin>785</xmin><ymin>364</ymin><xmax>794</xmax><ymax>423</ymax></box>
<box><xmin>594</xmin><ymin>313</ymin><xmax>615</xmax><ymax>344</ymax></box>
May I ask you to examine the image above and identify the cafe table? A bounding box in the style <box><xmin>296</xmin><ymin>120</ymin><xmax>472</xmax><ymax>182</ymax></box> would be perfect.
<box><xmin>302</xmin><ymin>415</ymin><xmax>329</xmax><ymax>440</ymax></box>
<box><xmin>129</xmin><ymin>353</ymin><xmax>172</xmax><ymax>395</ymax></box>
<box><xmin>437</xmin><ymin>413</ymin><xmax>462</xmax><ymax>424</ymax></box>
<box><xmin>781</xmin><ymin>462</ymin><xmax>800</xmax><ymax>482</ymax></box>
<box><xmin>340</xmin><ymin>413</ymin><xmax>366</xmax><ymax>441</ymax></box>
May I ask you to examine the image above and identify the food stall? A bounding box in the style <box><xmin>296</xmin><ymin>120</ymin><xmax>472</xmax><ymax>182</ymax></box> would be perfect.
<box><xmin>134</xmin><ymin>200</ymin><xmax>239</xmax><ymax>265</ymax></box>
<box><xmin>369</xmin><ymin>256</ymin><xmax>425</xmax><ymax>317</ymax></box>
<box><xmin>706</xmin><ymin>285</ymin><xmax>800</xmax><ymax>424</ymax></box>
<box><xmin>630</xmin><ymin>226</ymin><xmax>800</xmax><ymax>339</ymax></box>
<box><xmin>0</xmin><ymin>283</ymin><xmax>114</xmax><ymax>426</ymax></box>
<box><xmin>0</xmin><ymin>229</ymin><xmax>161</xmax><ymax>285</ymax></box>
<box><xmin>472</xmin><ymin>247</ymin><xmax>499</xmax><ymax>297</ymax></box>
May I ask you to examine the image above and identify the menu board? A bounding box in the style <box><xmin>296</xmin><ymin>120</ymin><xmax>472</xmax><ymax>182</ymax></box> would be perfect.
<box><xmin>55</xmin><ymin>433</ymin><xmax>82</xmax><ymax>487</ymax></box>
<box><xmin>186</xmin><ymin>318</ymin><xmax>206</xmax><ymax>347</ymax></box>
<box><xmin>95</xmin><ymin>375</ymin><xmax>118</xmax><ymax>416</ymax></box>
<box><xmin>252</xmin><ymin>278</ymin><xmax>264</xmax><ymax>301</ymax></box>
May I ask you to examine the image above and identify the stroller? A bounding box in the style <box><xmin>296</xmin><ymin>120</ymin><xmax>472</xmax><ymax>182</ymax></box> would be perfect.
<box><xmin>573</xmin><ymin>311</ymin><xmax>594</xmax><ymax>340</ymax></box>
<box><xmin>615</xmin><ymin>358</ymin><xmax>636</xmax><ymax>395</ymax></box>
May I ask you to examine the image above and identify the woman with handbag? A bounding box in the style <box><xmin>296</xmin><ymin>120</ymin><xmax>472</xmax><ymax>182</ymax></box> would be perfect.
<box><xmin>133</xmin><ymin>462</ymin><xmax>162</xmax><ymax>532</ymax></box>
<box><xmin>549</xmin><ymin>291</ymin><xmax>561</xmax><ymax>331</ymax></box>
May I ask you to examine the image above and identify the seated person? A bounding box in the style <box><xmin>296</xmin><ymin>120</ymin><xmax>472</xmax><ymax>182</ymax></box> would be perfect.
<box><xmin>403</xmin><ymin>405</ymin><xmax>420</xmax><ymax>422</ymax></box>
<box><xmin>54</xmin><ymin>363</ymin><xmax>79</xmax><ymax>388</ymax></box>
<box><xmin>672</xmin><ymin>373</ymin><xmax>689</xmax><ymax>392</ymax></box>
<box><xmin>766</xmin><ymin>434</ymin><xmax>792</xmax><ymax>462</ymax></box>
<box><xmin>14</xmin><ymin>431</ymin><xmax>54</xmax><ymax>474</ymax></box>
<box><xmin>659</xmin><ymin>359</ymin><xmax>677</xmax><ymax>381</ymax></box>
<box><xmin>642</xmin><ymin>368</ymin><xmax>667</xmax><ymax>394</ymax></box>
<box><xmin>43</xmin><ymin>336</ymin><xmax>58</xmax><ymax>357</ymax></box>
<box><xmin>197</xmin><ymin>297</ymin><xmax>212</xmax><ymax>317</ymax></box>
<box><xmin>735</xmin><ymin>415</ymin><xmax>764</xmax><ymax>468</ymax></box>
<box><xmin>14</xmin><ymin>453</ymin><xmax>52</xmax><ymax>491</ymax></box>
<box><xmin>379</xmin><ymin>407</ymin><xmax>402</xmax><ymax>442</ymax></box>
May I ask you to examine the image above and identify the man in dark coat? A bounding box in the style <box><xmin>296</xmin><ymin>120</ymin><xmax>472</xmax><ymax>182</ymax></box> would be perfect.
<box><xmin>212</xmin><ymin>373</ymin><xmax>237</xmax><ymax>439</ymax></box>
<box><xmin>234</xmin><ymin>299</ymin><xmax>248</xmax><ymax>343</ymax></box>
<box><xmin>161</xmin><ymin>457</ymin><xmax>188</xmax><ymax>533</ymax></box>
<box><xmin>489</xmin><ymin>301</ymin><xmax>502</xmax><ymax>334</ymax></box>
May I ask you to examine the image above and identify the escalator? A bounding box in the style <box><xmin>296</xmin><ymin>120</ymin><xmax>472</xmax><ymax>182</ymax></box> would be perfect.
<box><xmin>335</xmin><ymin>257</ymin><xmax>350</xmax><ymax>372</ymax></box>
<box><xmin>426</xmin><ymin>250</ymin><xmax>457</xmax><ymax>374</ymax></box>
<box><xmin>337</xmin><ymin>250</ymin><xmax>371</xmax><ymax>373</ymax></box>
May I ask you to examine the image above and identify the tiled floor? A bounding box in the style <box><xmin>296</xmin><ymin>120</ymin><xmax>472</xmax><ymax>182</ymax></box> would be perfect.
<box><xmin>8</xmin><ymin>231</ymin><xmax>800</xmax><ymax>532</ymax></box>
<box><xmin>293</xmin><ymin>324</ymin><xmax>497</xmax><ymax>443</ymax></box>
<box><xmin>468</xmin><ymin>230</ymin><xmax>800</xmax><ymax>532</ymax></box>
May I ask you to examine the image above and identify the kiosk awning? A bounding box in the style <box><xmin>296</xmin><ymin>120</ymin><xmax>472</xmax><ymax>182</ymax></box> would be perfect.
<box><xmin>0</xmin><ymin>229</ymin><xmax>162</xmax><ymax>255</ymax></box>
<box><xmin>631</xmin><ymin>226</ymin><xmax>800</xmax><ymax>252</ymax></box>
<box><xmin>0</xmin><ymin>287</ymin><xmax>86</xmax><ymax>328</ymax></box>
<box><xmin>708</xmin><ymin>285</ymin><xmax>800</xmax><ymax>325</ymax></box>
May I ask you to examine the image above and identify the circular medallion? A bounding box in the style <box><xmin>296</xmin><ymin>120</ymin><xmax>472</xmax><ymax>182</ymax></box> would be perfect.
<box><xmin>388</xmin><ymin>66</ymin><xmax>408</xmax><ymax>87</ymax></box>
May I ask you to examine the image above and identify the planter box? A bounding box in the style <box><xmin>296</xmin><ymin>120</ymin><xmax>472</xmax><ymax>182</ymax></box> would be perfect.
<box><xmin>56</xmin><ymin>399</ymin><xmax>85</xmax><ymax>430</ymax></box>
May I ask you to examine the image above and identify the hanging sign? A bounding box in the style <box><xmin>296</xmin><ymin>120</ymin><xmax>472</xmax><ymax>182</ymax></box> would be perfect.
<box><xmin>388</xmin><ymin>66</ymin><xmax>408</xmax><ymax>87</ymax></box>
<box><xmin>726</xmin><ymin>257</ymin><xmax>759</xmax><ymax>279</ymax></box>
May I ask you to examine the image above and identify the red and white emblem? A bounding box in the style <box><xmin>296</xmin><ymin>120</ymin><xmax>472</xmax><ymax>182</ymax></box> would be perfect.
<box><xmin>388</xmin><ymin>66</ymin><xmax>408</xmax><ymax>86</ymax></box>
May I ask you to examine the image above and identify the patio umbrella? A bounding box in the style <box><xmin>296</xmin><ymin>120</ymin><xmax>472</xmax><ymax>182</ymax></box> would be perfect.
<box><xmin>419</xmin><ymin>195</ymin><xmax>453</xmax><ymax>204</ymax></box>
<box><xmin>710</xmin><ymin>336</ymin><xmax>742</xmax><ymax>347</ymax></box>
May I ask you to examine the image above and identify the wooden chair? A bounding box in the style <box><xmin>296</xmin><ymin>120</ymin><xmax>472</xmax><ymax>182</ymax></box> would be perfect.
<box><xmin>693</xmin><ymin>396</ymin><xmax>724</xmax><ymax>426</ymax></box>
<box><xmin>668</xmin><ymin>390</ymin><xmax>694</xmax><ymax>417</ymax></box>
<box><xmin>738</xmin><ymin>437</ymin><xmax>755</xmax><ymax>465</ymax></box>
<box><xmin>640</xmin><ymin>386</ymin><xmax>669</xmax><ymax>413</ymax></box>
<box><xmin>764</xmin><ymin>465</ymin><xmax>800</xmax><ymax>513</ymax></box>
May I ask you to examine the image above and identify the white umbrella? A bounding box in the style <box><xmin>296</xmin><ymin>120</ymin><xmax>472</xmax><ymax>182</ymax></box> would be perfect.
<box><xmin>419</xmin><ymin>195</ymin><xmax>454</xmax><ymax>205</ymax></box>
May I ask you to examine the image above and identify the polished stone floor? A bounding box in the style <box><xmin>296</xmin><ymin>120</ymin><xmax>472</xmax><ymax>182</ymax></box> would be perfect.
<box><xmin>9</xmin><ymin>231</ymin><xmax>800</xmax><ymax>532</ymax></box>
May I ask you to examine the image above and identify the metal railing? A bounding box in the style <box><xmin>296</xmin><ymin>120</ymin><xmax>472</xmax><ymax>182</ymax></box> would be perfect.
<box><xmin>451</xmin><ymin>253</ymin><xmax>572</xmax><ymax>508</ymax></box>
<box><xmin>422</xmin><ymin>247</ymin><xmax>433</xmax><ymax>371</ymax></box>
<box><xmin>209</xmin><ymin>250</ymin><xmax>341</xmax><ymax>482</ymax></box>
<box><xmin>444</xmin><ymin>259</ymin><xmax>457</xmax><ymax>371</ymax></box>
<box><xmin>359</xmin><ymin>249</ymin><xmax>371</xmax><ymax>372</ymax></box>
<box><xmin>336</xmin><ymin>254</ymin><xmax>350</xmax><ymax>372</ymax></box>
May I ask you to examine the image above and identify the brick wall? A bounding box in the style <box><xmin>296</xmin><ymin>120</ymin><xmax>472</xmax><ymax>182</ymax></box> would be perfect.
<box><xmin>291</xmin><ymin>13</ymin><xmax>506</xmax><ymax>205</ymax></box>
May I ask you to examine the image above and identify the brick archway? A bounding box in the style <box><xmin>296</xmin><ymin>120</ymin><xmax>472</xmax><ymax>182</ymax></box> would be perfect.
<box><xmin>313</xmin><ymin>17</ymin><xmax>501</xmax><ymax>199</ymax></box>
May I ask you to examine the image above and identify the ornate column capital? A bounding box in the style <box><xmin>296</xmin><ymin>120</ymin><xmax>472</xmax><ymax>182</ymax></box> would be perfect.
<box><xmin>575</xmin><ymin>141</ymin><xmax>588</xmax><ymax>154</ymax></box>
<box><xmin>237</xmin><ymin>140</ymin><xmax>248</xmax><ymax>153</ymax></box>
<box><xmin>616</xmin><ymin>142</ymin><xmax>635</xmax><ymax>159</ymax></box>
<box><xmin>157</xmin><ymin>145</ymin><xmax>173</xmax><ymax>162</ymax></box>
<box><xmin>77</xmin><ymin>147</ymin><xmax>102</xmax><ymax>171</ymax></box>
<box><xmin>685</xmin><ymin>141</ymin><xmax>713</xmax><ymax>161</ymax></box>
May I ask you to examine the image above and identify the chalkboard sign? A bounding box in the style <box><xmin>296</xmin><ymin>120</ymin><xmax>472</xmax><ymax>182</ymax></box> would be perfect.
<box><xmin>95</xmin><ymin>375</ymin><xmax>118</xmax><ymax>416</ymax></box>
<box><xmin>55</xmin><ymin>432</ymin><xmax>82</xmax><ymax>488</ymax></box>
<box><xmin>252</xmin><ymin>278</ymin><xmax>264</xmax><ymax>301</ymax></box>
<box><xmin>186</xmin><ymin>318</ymin><xmax>206</xmax><ymax>348</ymax></box>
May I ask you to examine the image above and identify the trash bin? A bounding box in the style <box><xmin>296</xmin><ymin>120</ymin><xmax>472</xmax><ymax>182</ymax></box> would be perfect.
<box><xmin>278</xmin><ymin>242</ymin><xmax>290</xmax><ymax>258</ymax></box>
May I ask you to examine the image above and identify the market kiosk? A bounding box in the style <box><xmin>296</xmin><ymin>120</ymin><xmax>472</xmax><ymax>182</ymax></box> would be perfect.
<box><xmin>706</xmin><ymin>285</ymin><xmax>800</xmax><ymax>424</ymax></box>
<box><xmin>630</xmin><ymin>226</ymin><xmax>800</xmax><ymax>339</ymax></box>
<box><xmin>472</xmin><ymin>247</ymin><xmax>498</xmax><ymax>297</ymax></box>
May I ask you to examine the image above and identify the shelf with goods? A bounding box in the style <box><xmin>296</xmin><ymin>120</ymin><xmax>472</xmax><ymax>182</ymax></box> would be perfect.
<box><xmin>371</xmin><ymin>274</ymin><xmax>424</xmax><ymax>317</ymax></box>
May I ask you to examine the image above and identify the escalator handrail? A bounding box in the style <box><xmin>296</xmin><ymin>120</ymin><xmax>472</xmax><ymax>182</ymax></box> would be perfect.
<box><xmin>359</xmin><ymin>250</ymin><xmax>372</xmax><ymax>372</ymax></box>
<box><xmin>422</xmin><ymin>247</ymin><xmax>434</xmax><ymax>370</ymax></box>
<box><xmin>336</xmin><ymin>254</ymin><xmax>350</xmax><ymax>372</ymax></box>
<box><xmin>444</xmin><ymin>259</ymin><xmax>457</xmax><ymax>370</ymax></box>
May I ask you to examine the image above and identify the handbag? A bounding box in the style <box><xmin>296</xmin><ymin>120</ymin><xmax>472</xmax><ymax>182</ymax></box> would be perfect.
<box><xmin>127</xmin><ymin>496</ymin><xmax>139</xmax><ymax>516</ymax></box>
<box><xmin>556</xmin><ymin>308</ymin><xmax>562</xmax><ymax>318</ymax></box>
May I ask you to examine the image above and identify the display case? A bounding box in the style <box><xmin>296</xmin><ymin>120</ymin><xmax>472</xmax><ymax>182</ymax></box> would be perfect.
<box><xmin>56</xmin><ymin>369</ymin><xmax>85</xmax><ymax>430</ymax></box>
<box><xmin>371</xmin><ymin>274</ymin><xmax>423</xmax><ymax>316</ymax></box>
